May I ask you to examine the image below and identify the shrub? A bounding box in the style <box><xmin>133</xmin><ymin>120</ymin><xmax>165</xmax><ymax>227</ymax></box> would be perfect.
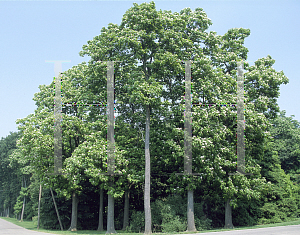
<box><xmin>127</xmin><ymin>194</ymin><xmax>212</xmax><ymax>233</ymax></box>
<box><xmin>127</xmin><ymin>211</ymin><xmax>145</xmax><ymax>233</ymax></box>
<box><xmin>152</xmin><ymin>194</ymin><xmax>210</xmax><ymax>232</ymax></box>
<box><xmin>150</xmin><ymin>195</ymin><xmax>186</xmax><ymax>233</ymax></box>
<box><xmin>194</xmin><ymin>201</ymin><xmax>212</xmax><ymax>230</ymax></box>
<box><xmin>161</xmin><ymin>215</ymin><xmax>186</xmax><ymax>233</ymax></box>
<box><xmin>159</xmin><ymin>201</ymin><xmax>186</xmax><ymax>233</ymax></box>
<box><xmin>32</xmin><ymin>216</ymin><xmax>38</xmax><ymax>226</ymax></box>
<box><xmin>195</xmin><ymin>216</ymin><xmax>212</xmax><ymax>231</ymax></box>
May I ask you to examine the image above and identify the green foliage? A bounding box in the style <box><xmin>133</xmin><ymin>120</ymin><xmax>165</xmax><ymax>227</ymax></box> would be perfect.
<box><xmin>2</xmin><ymin>1</ymin><xmax>298</xmax><ymax>232</ymax></box>
<box><xmin>0</xmin><ymin>132</ymin><xmax>21</xmax><ymax>217</ymax></box>
<box><xmin>269</xmin><ymin>110</ymin><xmax>300</xmax><ymax>182</ymax></box>
<box><xmin>231</xmin><ymin>198</ymin><xmax>261</xmax><ymax>226</ymax></box>
<box><xmin>194</xmin><ymin>201</ymin><xmax>213</xmax><ymax>231</ymax></box>
<box><xmin>126</xmin><ymin>211</ymin><xmax>145</xmax><ymax>233</ymax></box>
<box><xmin>13</xmin><ymin>186</ymin><xmax>34</xmax><ymax>220</ymax></box>
<box><xmin>13</xmin><ymin>196</ymin><xmax>23</xmax><ymax>215</ymax></box>
<box><xmin>161</xmin><ymin>217</ymin><xmax>186</xmax><ymax>233</ymax></box>
<box><xmin>32</xmin><ymin>215</ymin><xmax>38</xmax><ymax>226</ymax></box>
<box><xmin>127</xmin><ymin>194</ymin><xmax>212</xmax><ymax>233</ymax></box>
<box><xmin>259</xmin><ymin>202</ymin><xmax>284</xmax><ymax>224</ymax></box>
<box><xmin>195</xmin><ymin>216</ymin><xmax>213</xmax><ymax>231</ymax></box>
<box><xmin>151</xmin><ymin>197</ymin><xmax>186</xmax><ymax>233</ymax></box>
<box><xmin>39</xmin><ymin>188</ymin><xmax>70</xmax><ymax>230</ymax></box>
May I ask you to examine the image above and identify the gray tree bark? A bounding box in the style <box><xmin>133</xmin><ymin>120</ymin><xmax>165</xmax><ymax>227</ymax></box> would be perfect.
<box><xmin>68</xmin><ymin>191</ymin><xmax>79</xmax><ymax>231</ymax></box>
<box><xmin>20</xmin><ymin>176</ymin><xmax>26</xmax><ymax>222</ymax></box>
<box><xmin>106</xmin><ymin>189</ymin><xmax>116</xmax><ymax>234</ymax></box>
<box><xmin>37</xmin><ymin>184</ymin><xmax>42</xmax><ymax>229</ymax></box>
<box><xmin>184</xmin><ymin>61</ymin><xmax>196</xmax><ymax>232</ymax></box>
<box><xmin>224</xmin><ymin>198</ymin><xmax>234</xmax><ymax>229</ymax></box>
<box><xmin>187</xmin><ymin>190</ymin><xmax>197</xmax><ymax>232</ymax></box>
<box><xmin>144</xmin><ymin>105</ymin><xmax>152</xmax><ymax>235</ymax></box>
<box><xmin>122</xmin><ymin>190</ymin><xmax>130</xmax><ymax>230</ymax></box>
<box><xmin>97</xmin><ymin>188</ymin><xmax>104</xmax><ymax>231</ymax></box>
<box><xmin>20</xmin><ymin>197</ymin><xmax>25</xmax><ymax>221</ymax></box>
<box><xmin>106</xmin><ymin>61</ymin><xmax>117</xmax><ymax>234</ymax></box>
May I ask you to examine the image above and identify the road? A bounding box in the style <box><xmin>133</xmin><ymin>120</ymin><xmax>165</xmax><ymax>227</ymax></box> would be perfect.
<box><xmin>0</xmin><ymin>217</ymin><xmax>300</xmax><ymax>235</ymax></box>
<box><xmin>186</xmin><ymin>224</ymin><xmax>300</xmax><ymax>235</ymax></box>
<box><xmin>0</xmin><ymin>218</ymin><xmax>57</xmax><ymax>235</ymax></box>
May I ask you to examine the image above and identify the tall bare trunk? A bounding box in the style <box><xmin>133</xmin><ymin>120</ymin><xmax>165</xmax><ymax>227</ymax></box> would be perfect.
<box><xmin>37</xmin><ymin>184</ymin><xmax>42</xmax><ymax>229</ymax></box>
<box><xmin>106</xmin><ymin>61</ymin><xmax>116</xmax><ymax>234</ymax></box>
<box><xmin>20</xmin><ymin>197</ymin><xmax>25</xmax><ymax>222</ymax></box>
<box><xmin>106</xmin><ymin>185</ymin><xmax>116</xmax><ymax>234</ymax></box>
<box><xmin>97</xmin><ymin>188</ymin><xmax>104</xmax><ymax>231</ymax></box>
<box><xmin>187</xmin><ymin>190</ymin><xmax>196</xmax><ymax>231</ymax></box>
<box><xmin>144</xmin><ymin>105</ymin><xmax>152</xmax><ymax>234</ymax></box>
<box><xmin>122</xmin><ymin>190</ymin><xmax>130</xmax><ymax>230</ymax></box>
<box><xmin>20</xmin><ymin>176</ymin><xmax>26</xmax><ymax>222</ymax></box>
<box><xmin>224</xmin><ymin>198</ymin><xmax>234</xmax><ymax>229</ymax></box>
<box><xmin>184</xmin><ymin>61</ymin><xmax>196</xmax><ymax>232</ymax></box>
<box><xmin>68</xmin><ymin>191</ymin><xmax>79</xmax><ymax>231</ymax></box>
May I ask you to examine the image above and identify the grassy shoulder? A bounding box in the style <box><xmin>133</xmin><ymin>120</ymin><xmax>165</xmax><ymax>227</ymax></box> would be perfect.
<box><xmin>1</xmin><ymin>216</ymin><xmax>300</xmax><ymax>235</ymax></box>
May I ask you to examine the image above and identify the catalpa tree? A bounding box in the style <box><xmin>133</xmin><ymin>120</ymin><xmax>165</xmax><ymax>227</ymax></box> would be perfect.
<box><xmin>13</xmin><ymin>1</ymin><xmax>289</xmax><ymax>233</ymax></box>
<box><xmin>79</xmin><ymin>1</ymin><xmax>287</xmax><ymax>232</ymax></box>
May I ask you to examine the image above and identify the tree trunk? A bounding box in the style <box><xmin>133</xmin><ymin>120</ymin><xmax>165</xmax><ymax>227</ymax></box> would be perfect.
<box><xmin>20</xmin><ymin>196</ymin><xmax>25</xmax><ymax>221</ymax></box>
<box><xmin>20</xmin><ymin>176</ymin><xmax>26</xmax><ymax>222</ymax></box>
<box><xmin>68</xmin><ymin>191</ymin><xmax>79</xmax><ymax>231</ymax></box>
<box><xmin>187</xmin><ymin>190</ymin><xmax>196</xmax><ymax>232</ymax></box>
<box><xmin>37</xmin><ymin>184</ymin><xmax>42</xmax><ymax>229</ymax></box>
<box><xmin>106</xmin><ymin>61</ymin><xmax>116</xmax><ymax>234</ymax></box>
<box><xmin>106</xmin><ymin>187</ymin><xmax>116</xmax><ymax>234</ymax></box>
<box><xmin>97</xmin><ymin>188</ymin><xmax>104</xmax><ymax>231</ymax></box>
<box><xmin>122</xmin><ymin>190</ymin><xmax>130</xmax><ymax>230</ymax></box>
<box><xmin>144</xmin><ymin>105</ymin><xmax>152</xmax><ymax>235</ymax></box>
<box><xmin>224</xmin><ymin>198</ymin><xmax>234</xmax><ymax>229</ymax></box>
<box><xmin>50</xmin><ymin>188</ymin><xmax>64</xmax><ymax>231</ymax></box>
<box><xmin>184</xmin><ymin>62</ymin><xmax>196</xmax><ymax>232</ymax></box>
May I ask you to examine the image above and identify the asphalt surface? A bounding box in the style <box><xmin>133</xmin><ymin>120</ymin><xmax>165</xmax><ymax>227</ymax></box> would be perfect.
<box><xmin>185</xmin><ymin>224</ymin><xmax>300</xmax><ymax>235</ymax></box>
<box><xmin>0</xmin><ymin>218</ymin><xmax>57</xmax><ymax>234</ymax></box>
<box><xmin>0</xmin><ymin>217</ymin><xmax>300</xmax><ymax>235</ymax></box>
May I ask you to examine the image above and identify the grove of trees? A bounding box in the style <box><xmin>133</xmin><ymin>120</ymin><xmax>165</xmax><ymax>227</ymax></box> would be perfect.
<box><xmin>1</xmin><ymin>1</ymin><xmax>300</xmax><ymax>234</ymax></box>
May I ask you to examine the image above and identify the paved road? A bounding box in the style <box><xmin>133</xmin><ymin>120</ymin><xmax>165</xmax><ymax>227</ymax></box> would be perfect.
<box><xmin>1</xmin><ymin>217</ymin><xmax>300</xmax><ymax>235</ymax></box>
<box><xmin>187</xmin><ymin>224</ymin><xmax>300</xmax><ymax>235</ymax></box>
<box><xmin>0</xmin><ymin>218</ymin><xmax>58</xmax><ymax>235</ymax></box>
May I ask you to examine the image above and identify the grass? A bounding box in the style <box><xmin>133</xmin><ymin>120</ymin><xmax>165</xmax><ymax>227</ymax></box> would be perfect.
<box><xmin>1</xmin><ymin>216</ymin><xmax>300</xmax><ymax>235</ymax></box>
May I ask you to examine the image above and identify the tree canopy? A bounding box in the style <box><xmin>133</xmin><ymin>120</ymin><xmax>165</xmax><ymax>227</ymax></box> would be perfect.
<box><xmin>1</xmin><ymin>1</ymin><xmax>299</xmax><ymax>233</ymax></box>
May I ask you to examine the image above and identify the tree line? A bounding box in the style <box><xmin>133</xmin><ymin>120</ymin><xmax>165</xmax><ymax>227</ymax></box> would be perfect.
<box><xmin>1</xmin><ymin>1</ymin><xmax>300</xmax><ymax>233</ymax></box>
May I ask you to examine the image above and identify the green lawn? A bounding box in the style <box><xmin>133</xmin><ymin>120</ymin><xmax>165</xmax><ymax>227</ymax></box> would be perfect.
<box><xmin>1</xmin><ymin>216</ymin><xmax>300</xmax><ymax>235</ymax></box>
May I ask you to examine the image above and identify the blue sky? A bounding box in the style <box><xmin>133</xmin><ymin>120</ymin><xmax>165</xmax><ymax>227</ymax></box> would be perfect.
<box><xmin>0</xmin><ymin>0</ymin><xmax>299</xmax><ymax>139</ymax></box>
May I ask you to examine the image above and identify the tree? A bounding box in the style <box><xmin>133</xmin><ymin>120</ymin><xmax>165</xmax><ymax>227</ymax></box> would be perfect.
<box><xmin>60</xmin><ymin>60</ymin><xmax>138</xmax><ymax>233</ymax></box>
<box><xmin>192</xmin><ymin>26</ymin><xmax>289</xmax><ymax>227</ymax></box>
<box><xmin>269</xmin><ymin>110</ymin><xmax>300</xmax><ymax>182</ymax></box>
<box><xmin>64</xmin><ymin>126</ymin><xmax>129</xmax><ymax>233</ymax></box>
<box><xmin>254</xmin><ymin>110</ymin><xmax>300</xmax><ymax>223</ymax></box>
<box><xmin>13</xmin><ymin>62</ymin><xmax>95</xmax><ymax>231</ymax></box>
<box><xmin>0</xmin><ymin>132</ymin><xmax>21</xmax><ymax>218</ymax></box>
<box><xmin>79</xmin><ymin>2</ymin><xmax>213</xmax><ymax>233</ymax></box>
<box><xmin>7</xmin><ymin>1</ymin><xmax>294</xmax><ymax>231</ymax></box>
